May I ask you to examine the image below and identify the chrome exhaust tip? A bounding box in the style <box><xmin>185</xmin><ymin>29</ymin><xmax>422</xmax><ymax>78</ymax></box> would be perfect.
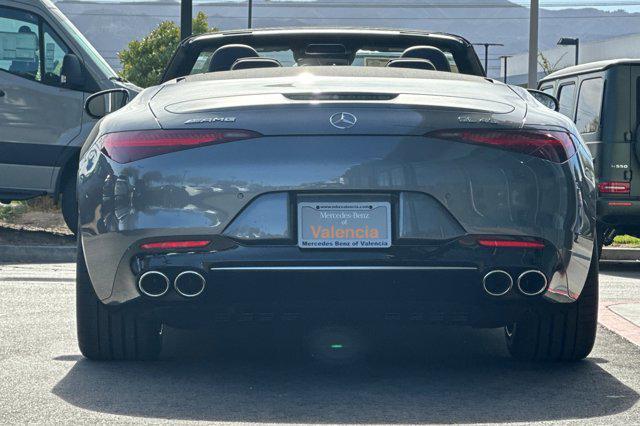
<box><xmin>138</xmin><ymin>271</ymin><xmax>170</xmax><ymax>297</ymax></box>
<box><xmin>517</xmin><ymin>270</ymin><xmax>548</xmax><ymax>296</ymax></box>
<box><xmin>482</xmin><ymin>270</ymin><xmax>513</xmax><ymax>297</ymax></box>
<box><xmin>174</xmin><ymin>271</ymin><xmax>206</xmax><ymax>298</ymax></box>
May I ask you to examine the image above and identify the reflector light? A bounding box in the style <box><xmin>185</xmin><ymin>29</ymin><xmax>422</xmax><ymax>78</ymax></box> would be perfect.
<box><xmin>477</xmin><ymin>239</ymin><xmax>545</xmax><ymax>249</ymax></box>
<box><xmin>140</xmin><ymin>240</ymin><xmax>211</xmax><ymax>250</ymax></box>
<box><xmin>598</xmin><ymin>181</ymin><xmax>630</xmax><ymax>194</ymax></box>
<box><xmin>428</xmin><ymin>129</ymin><xmax>576</xmax><ymax>163</ymax></box>
<box><xmin>608</xmin><ymin>201</ymin><xmax>633</xmax><ymax>207</ymax></box>
<box><xmin>101</xmin><ymin>129</ymin><xmax>261</xmax><ymax>163</ymax></box>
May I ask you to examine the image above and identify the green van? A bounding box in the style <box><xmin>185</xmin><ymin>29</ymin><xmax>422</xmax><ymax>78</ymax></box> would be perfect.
<box><xmin>540</xmin><ymin>59</ymin><xmax>640</xmax><ymax>251</ymax></box>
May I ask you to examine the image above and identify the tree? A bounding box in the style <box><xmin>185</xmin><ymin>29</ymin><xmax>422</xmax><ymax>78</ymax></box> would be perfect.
<box><xmin>538</xmin><ymin>52</ymin><xmax>567</xmax><ymax>76</ymax></box>
<box><xmin>118</xmin><ymin>12</ymin><xmax>214</xmax><ymax>88</ymax></box>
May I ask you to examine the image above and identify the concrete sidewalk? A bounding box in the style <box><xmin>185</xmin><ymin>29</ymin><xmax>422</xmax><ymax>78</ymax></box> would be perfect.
<box><xmin>599</xmin><ymin>302</ymin><xmax>640</xmax><ymax>347</ymax></box>
<box><xmin>601</xmin><ymin>247</ymin><xmax>640</xmax><ymax>262</ymax></box>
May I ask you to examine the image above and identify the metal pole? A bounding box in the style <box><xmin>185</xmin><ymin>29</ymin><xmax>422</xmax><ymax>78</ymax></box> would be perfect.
<box><xmin>473</xmin><ymin>43</ymin><xmax>503</xmax><ymax>77</ymax></box>
<box><xmin>180</xmin><ymin>0</ymin><xmax>192</xmax><ymax>41</ymax></box>
<box><xmin>248</xmin><ymin>0</ymin><xmax>253</xmax><ymax>29</ymax></box>
<box><xmin>503</xmin><ymin>56</ymin><xmax>508</xmax><ymax>83</ymax></box>
<box><xmin>484</xmin><ymin>44</ymin><xmax>489</xmax><ymax>76</ymax></box>
<box><xmin>575</xmin><ymin>40</ymin><xmax>579</xmax><ymax>65</ymax></box>
<box><xmin>528</xmin><ymin>0</ymin><xmax>539</xmax><ymax>88</ymax></box>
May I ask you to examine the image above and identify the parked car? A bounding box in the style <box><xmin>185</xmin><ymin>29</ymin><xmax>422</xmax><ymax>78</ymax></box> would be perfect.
<box><xmin>539</xmin><ymin>59</ymin><xmax>640</xmax><ymax>251</ymax></box>
<box><xmin>76</xmin><ymin>28</ymin><xmax>597</xmax><ymax>362</ymax></box>
<box><xmin>0</xmin><ymin>0</ymin><xmax>139</xmax><ymax>232</ymax></box>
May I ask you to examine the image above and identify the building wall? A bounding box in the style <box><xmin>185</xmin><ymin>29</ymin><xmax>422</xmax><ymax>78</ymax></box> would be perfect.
<box><xmin>505</xmin><ymin>33</ymin><xmax>640</xmax><ymax>85</ymax></box>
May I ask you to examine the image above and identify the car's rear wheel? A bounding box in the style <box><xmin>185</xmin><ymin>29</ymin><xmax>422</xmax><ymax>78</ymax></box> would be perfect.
<box><xmin>76</xmin><ymin>237</ymin><xmax>162</xmax><ymax>361</ymax></box>
<box><xmin>505</xmin><ymin>243</ymin><xmax>598</xmax><ymax>362</ymax></box>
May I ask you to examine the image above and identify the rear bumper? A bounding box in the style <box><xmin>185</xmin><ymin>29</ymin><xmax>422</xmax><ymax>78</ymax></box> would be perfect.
<box><xmin>90</xmin><ymin>235</ymin><xmax>588</xmax><ymax>328</ymax></box>
<box><xmin>598</xmin><ymin>197</ymin><xmax>640</xmax><ymax>231</ymax></box>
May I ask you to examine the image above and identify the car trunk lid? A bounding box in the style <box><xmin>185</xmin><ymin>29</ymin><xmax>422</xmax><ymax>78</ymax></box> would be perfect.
<box><xmin>149</xmin><ymin>74</ymin><xmax>528</xmax><ymax>135</ymax></box>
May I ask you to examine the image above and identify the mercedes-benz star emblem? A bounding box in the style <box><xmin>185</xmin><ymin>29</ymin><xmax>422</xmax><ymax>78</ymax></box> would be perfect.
<box><xmin>329</xmin><ymin>112</ymin><xmax>357</xmax><ymax>129</ymax></box>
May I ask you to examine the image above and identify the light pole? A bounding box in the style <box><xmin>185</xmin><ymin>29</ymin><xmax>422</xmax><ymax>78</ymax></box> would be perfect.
<box><xmin>248</xmin><ymin>0</ymin><xmax>253</xmax><ymax>28</ymax></box>
<box><xmin>528</xmin><ymin>0</ymin><xmax>539</xmax><ymax>88</ymax></box>
<box><xmin>473</xmin><ymin>42</ymin><xmax>504</xmax><ymax>77</ymax></box>
<box><xmin>500</xmin><ymin>55</ymin><xmax>512</xmax><ymax>84</ymax></box>
<box><xmin>558</xmin><ymin>37</ymin><xmax>579</xmax><ymax>66</ymax></box>
<box><xmin>180</xmin><ymin>0</ymin><xmax>193</xmax><ymax>41</ymax></box>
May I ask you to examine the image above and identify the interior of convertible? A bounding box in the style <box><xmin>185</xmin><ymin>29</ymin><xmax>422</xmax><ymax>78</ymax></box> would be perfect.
<box><xmin>189</xmin><ymin>42</ymin><xmax>460</xmax><ymax>75</ymax></box>
<box><xmin>160</xmin><ymin>30</ymin><xmax>485</xmax><ymax>82</ymax></box>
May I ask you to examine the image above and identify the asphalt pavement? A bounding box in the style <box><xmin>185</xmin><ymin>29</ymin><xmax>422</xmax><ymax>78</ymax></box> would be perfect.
<box><xmin>0</xmin><ymin>262</ymin><xmax>639</xmax><ymax>424</ymax></box>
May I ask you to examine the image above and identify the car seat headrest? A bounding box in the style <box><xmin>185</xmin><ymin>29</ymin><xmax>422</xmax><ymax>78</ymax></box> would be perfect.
<box><xmin>231</xmin><ymin>58</ymin><xmax>282</xmax><ymax>70</ymax></box>
<box><xmin>386</xmin><ymin>58</ymin><xmax>436</xmax><ymax>71</ymax></box>
<box><xmin>209</xmin><ymin>44</ymin><xmax>259</xmax><ymax>72</ymax></box>
<box><xmin>401</xmin><ymin>46</ymin><xmax>451</xmax><ymax>72</ymax></box>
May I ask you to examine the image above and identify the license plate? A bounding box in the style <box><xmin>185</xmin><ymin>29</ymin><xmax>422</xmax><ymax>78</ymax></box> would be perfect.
<box><xmin>297</xmin><ymin>201</ymin><xmax>391</xmax><ymax>248</ymax></box>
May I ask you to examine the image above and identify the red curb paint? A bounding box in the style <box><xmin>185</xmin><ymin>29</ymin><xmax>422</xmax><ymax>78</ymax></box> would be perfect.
<box><xmin>599</xmin><ymin>301</ymin><xmax>640</xmax><ymax>347</ymax></box>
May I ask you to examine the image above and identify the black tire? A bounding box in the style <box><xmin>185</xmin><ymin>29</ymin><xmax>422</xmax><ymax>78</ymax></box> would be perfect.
<box><xmin>76</xmin><ymin>237</ymin><xmax>162</xmax><ymax>361</ymax></box>
<box><xmin>505</xmin><ymin>248</ymin><xmax>599</xmax><ymax>362</ymax></box>
<box><xmin>61</xmin><ymin>175</ymin><xmax>78</xmax><ymax>235</ymax></box>
<box><xmin>596</xmin><ymin>223</ymin><xmax>607</xmax><ymax>260</ymax></box>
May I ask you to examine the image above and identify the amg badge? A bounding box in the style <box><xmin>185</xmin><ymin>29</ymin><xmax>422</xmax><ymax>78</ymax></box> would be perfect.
<box><xmin>184</xmin><ymin>117</ymin><xmax>237</xmax><ymax>124</ymax></box>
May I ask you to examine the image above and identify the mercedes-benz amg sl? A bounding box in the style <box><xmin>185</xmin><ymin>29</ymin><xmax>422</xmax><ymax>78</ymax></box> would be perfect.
<box><xmin>76</xmin><ymin>28</ymin><xmax>598</xmax><ymax>362</ymax></box>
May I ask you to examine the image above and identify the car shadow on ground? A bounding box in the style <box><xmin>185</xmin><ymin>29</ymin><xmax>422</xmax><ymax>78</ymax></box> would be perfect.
<box><xmin>52</xmin><ymin>325</ymin><xmax>638</xmax><ymax>424</ymax></box>
<box><xmin>600</xmin><ymin>261</ymin><xmax>640</xmax><ymax>279</ymax></box>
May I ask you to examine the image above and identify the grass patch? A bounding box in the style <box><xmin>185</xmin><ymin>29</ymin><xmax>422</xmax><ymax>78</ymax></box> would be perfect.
<box><xmin>0</xmin><ymin>204</ymin><xmax>15</xmax><ymax>221</ymax></box>
<box><xmin>23</xmin><ymin>197</ymin><xmax>59</xmax><ymax>212</ymax></box>
<box><xmin>613</xmin><ymin>234</ymin><xmax>640</xmax><ymax>245</ymax></box>
<box><xmin>0</xmin><ymin>197</ymin><xmax>59</xmax><ymax>222</ymax></box>
<box><xmin>0</xmin><ymin>202</ymin><xmax>26</xmax><ymax>222</ymax></box>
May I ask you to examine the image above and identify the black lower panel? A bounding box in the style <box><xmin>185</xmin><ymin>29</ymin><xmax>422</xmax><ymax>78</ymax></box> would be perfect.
<box><xmin>208</xmin><ymin>268</ymin><xmax>480</xmax><ymax>304</ymax></box>
<box><xmin>0</xmin><ymin>141</ymin><xmax>78</xmax><ymax>167</ymax></box>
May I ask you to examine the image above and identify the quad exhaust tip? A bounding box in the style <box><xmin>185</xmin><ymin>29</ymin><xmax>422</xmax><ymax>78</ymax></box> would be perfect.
<box><xmin>482</xmin><ymin>270</ymin><xmax>513</xmax><ymax>297</ymax></box>
<box><xmin>517</xmin><ymin>270</ymin><xmax>548</xmax><ymax>296</ymax></box>
<box><xmin>174</xmin><ymin>271</ymin><xmax>206</xmax><ymax>298</ymax></box>
<box><xmin>138</xmin><ymin>271</ymin><xmax>170</xmax><ymax>297</ymax></box>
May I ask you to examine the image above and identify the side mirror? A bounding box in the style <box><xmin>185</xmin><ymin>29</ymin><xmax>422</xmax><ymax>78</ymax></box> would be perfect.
<box><xmin>60</xmin><ymin>53</ymin><xmax>84</xmax><ymax>89</ymax></box>
<box><xmin>85</xmin><ymin>88</ymin><xmax>129</xmax><ymax>119</ymax></box>
<box><xmin>527</xmin><ymin>89</ymin><xmax>559</xmax><ymax>112</ymax></box>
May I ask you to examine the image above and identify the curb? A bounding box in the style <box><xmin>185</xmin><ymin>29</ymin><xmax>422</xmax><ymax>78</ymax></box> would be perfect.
<box><xmin>601</xmin><ymin>247</ymin><xmax>640</xmax><ymax>262</ymax></box>
<box><xmin>599</xmin><ymin>301</ymin><xmax>640</xmax><ymax>347</ymax></box>
<box><xmin>0</xmin><ymin>244</ymin><xmax>76</xmax><ymax>263</ymax></box>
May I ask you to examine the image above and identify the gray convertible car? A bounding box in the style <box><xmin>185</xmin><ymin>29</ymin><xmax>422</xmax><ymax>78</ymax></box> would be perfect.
<box><xmin>76</xmin><ymin>28</ymin><xmax>598</xmax><ymax>362</ymax></box>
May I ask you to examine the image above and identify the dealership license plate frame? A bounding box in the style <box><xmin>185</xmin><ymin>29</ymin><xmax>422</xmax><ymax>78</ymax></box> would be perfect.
<box><xmin>297</xmin><ymin>201</ymin><xmax>392</xmax><ymax>249</ymax></box>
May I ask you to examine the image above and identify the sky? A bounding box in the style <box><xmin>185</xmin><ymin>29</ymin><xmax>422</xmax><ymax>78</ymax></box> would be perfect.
<box><xmin>50</xmin><ymin>0</ymin><xmax>640</xmax><ymax>13</ymax></box>
<box><xmin>530</xmin><ymin>1</ymin><xmax>640</xmax><ymax>11</ymax></box>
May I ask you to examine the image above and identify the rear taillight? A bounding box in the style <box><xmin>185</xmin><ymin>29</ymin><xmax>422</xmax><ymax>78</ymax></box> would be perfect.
<box><xmin>598</xmin><ymin>181</ymin><xmax>630</xmax><ymax>194</ymax></box>
<box><xmin>428</xmin><ymin>129</ymin><xmax>575</xmax><ymax>163</ymax></box>
<box><xmin>101</xmin><ymin>129</ymin><xmax>261</xmax><ymax>163</ymax></box>
<box><xmin>477</xmin><ymin>239</ymin><xmax>545</xmax><ymax>249</ymax></box>
<box><xmin>140</xmin><ymin>240</ymin><xmax>211</xmax><ymax>250</ymax></box>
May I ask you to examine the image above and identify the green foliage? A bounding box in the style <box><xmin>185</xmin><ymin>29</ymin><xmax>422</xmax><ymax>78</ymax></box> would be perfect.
<box><xmin>613</xmin><ymin>234</ymin><xmax>640</xmax><ymax>246</ymax></box>
<box><xmin>118</xmin><ymin>12</ymin><xmax>214</xmax><ymax>88</ymax></box>
<box><xmin>0</xmin><ymin>205</ymin><xmax>14</xmax><ymax>221</ymax></box>
<box><xmin>0</xmin><ymin>202</ymin><xmax>26</xmax><ymax>222</ymax></box>
<box><xmin>538</xmin><ymin>52</ymin><xmax>567</xmax><ymax>76</ymax></box>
